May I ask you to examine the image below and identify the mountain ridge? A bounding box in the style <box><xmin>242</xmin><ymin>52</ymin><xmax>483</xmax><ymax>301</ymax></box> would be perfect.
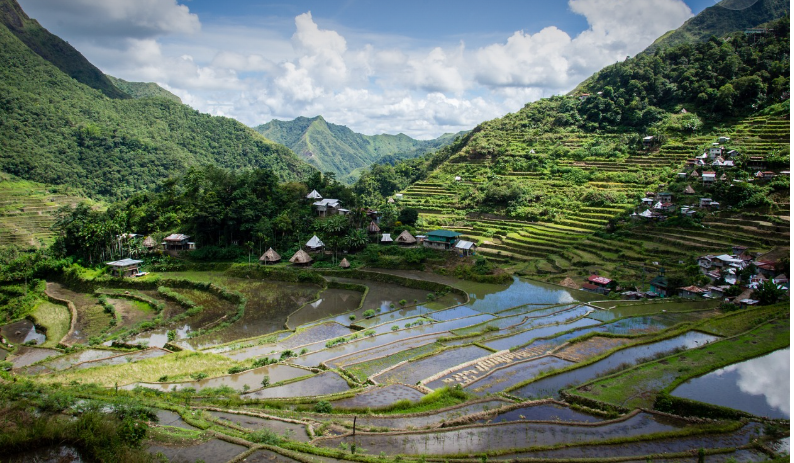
<box><xmin>256</xmin><ymin>115</ymin><xmax>466</xmax><ymax>182</ymax></box>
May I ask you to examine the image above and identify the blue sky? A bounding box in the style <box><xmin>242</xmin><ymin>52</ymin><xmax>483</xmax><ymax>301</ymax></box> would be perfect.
<box><xmin>19</xmin><ymin>0</ymin><xmax>724</xmax><ymax>138</ymax></box>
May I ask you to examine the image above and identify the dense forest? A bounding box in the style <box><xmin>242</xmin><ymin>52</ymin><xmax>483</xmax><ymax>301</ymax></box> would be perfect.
<box><xmin>0</xmin><ymin>7</ymin><xmax>314</xmax><ymax>200</ymax></box>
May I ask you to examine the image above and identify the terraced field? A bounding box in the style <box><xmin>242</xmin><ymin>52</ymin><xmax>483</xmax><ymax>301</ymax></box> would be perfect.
<box><xmin>399</xmin><ymin>115</ymin><xmax>789</xmax><ymax>284</ymax></box>
<box><xmin>1</xmin><ymin>268</ymin><xmax>788</xmax><ymax>462</ymax></box>
<box><xmin>0</xmin><ymin>173</ymin><xmax>94</xmax><ymax>248</ymax></box>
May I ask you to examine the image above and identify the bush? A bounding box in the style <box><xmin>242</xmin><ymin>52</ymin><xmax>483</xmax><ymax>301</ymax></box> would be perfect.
<box><xmin>314</xmin><ymin>400</ymin><xmax>333</xmax><ymax>414</ymax></box>
<box><xmin>362</xmin><ymin>309</ymin><xmax>376</xmax><ymax>318</ymax></box>
<box><xmin>248</xmin><ymin>429</ymin><xmax>282</xmax><ymax>445</ymax></box>
<box><xmin>261</xmin><ymin>375</ymin><xmax>270</xmax><ymax>387</ymax></box>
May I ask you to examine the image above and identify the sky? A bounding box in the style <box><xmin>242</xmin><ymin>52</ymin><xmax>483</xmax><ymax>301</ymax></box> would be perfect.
<box><xmin>17</xmin><ymin>0</ymin><xmax>726</xmax><ymax>139</ymax></box>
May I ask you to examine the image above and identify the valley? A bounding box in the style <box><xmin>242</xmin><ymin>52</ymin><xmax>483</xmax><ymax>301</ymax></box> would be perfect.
<box><xmin>0</xmin><ymin>0</ymin><xmax>789</xmax><ymax>462</ymax></box>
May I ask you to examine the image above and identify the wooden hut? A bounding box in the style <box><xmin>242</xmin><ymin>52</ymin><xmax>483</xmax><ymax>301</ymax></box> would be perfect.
<box><xmin>683</xmin><ymin>185</ymin><xmax>696</xmax><ymax>195</ymax></box>
<box><xmin>142</xmin><ymin>236</ymin><xmax>156</xmax><ymax>250</ymax></box>
<box><xmin>106</xmin><ymin>258</ymin><xmax>143</xmax><ymax>277</ymax></box>
<box><xmin>395</xmin><ymin>230</ymin><xmax>417</xmax><ymax>245</ymax></box>
<box><xmin>259</xmin><ymin>247</ymin><xmax>281</xmax><ymax>264</ymax></box>
<box><xmin>289</xmin><ymin>249</ymin><xmax>313</xmax><ymax>266</ymax></box>
<box><xmin>339</xmin><ymin>258</ymin><xmax>351</xmax><ymax>269</ymax></box>
<box><xmin>381</xmin><ymin>233</ymin><xmax>393</xmax><ymax>244</ymax></box>
<box><xmin>367</xmin><ymin>220</ymin><xmax>381</xmax><ymax>234</ymax></box>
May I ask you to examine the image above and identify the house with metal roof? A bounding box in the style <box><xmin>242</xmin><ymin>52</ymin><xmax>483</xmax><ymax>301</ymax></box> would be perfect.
<box><xmin>454</xmin><ymin>240</ymin><xmax>477</xmax><ymax>256</ymax></box>
<box><xmin>423</xmin><ymin>229</ymin><xmax>461</xmax><ymax>250</ymax></box>
<box><xmin>106</xmin><ymin>258</ymin><xmax>144</xmax><ymax>277</ymax></box>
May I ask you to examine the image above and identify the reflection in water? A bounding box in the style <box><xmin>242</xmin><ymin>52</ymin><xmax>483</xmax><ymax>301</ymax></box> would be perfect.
<box><xmin>467</xmin><ymin>277</ymin><xmax>576</xmax><ymax>313</ymax></box>
<box><xmin>672</xmin><ymin>348</ymin><xmax>789</xmax><ymax>419</ymax></box>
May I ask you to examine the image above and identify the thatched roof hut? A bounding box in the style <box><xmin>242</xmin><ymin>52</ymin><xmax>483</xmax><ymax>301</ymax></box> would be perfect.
<box><xmin>290</xmin><ymin>249</ymin><xmax>313</xmax><ymax>265</ymax></box>
<box><xmin>367</xmin><ymin>220</ymin><xmax>381</xmax><ymax>234</ymax></box>
<box><xmin>339</xmin><ymin>258</ymin><xmax>351</xmax><ymax>269</ymax></box>
<box><xmin>683</xmin><ymin>185</ymin><xmax>696</xmax><ymax>194</ymax></box>
<box><xmin>142</xmin><ymin>236</ymin><xmax>156</xmax><ymax>249</ymax></box>
<box><xmin>395</xmin><ymin>230</ymin><xmax>416</xmax><ymax>245</ymax></box>
<box><xmin>259</xmin><ymin>247</ymin><xmax>281</xmax><ymax>264</ymax></box>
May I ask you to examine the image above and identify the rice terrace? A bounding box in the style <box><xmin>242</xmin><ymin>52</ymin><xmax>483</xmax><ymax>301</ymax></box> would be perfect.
<box><xmin>0</xmin><ymin>0</ymin><xmax>790</xmax><ymax>462</ymax></box>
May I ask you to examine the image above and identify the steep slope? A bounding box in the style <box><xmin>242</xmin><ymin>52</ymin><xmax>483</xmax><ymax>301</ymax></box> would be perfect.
<box><xmin>106</xmin><ymin>75</ymin><xmax>182</xmax><ymax>103</ymax></box>
<box><xmin>0</xmin><ymin>0</ymin><xmax>128</xmax><ymax>99</ymax></box>
<box><xmin>256</xmin><ymin>115</ymin><xmax>465</xmax><ymax>182</ymax></box>
<box><xmin>644</xmin><ymin>0</ymin><xmax>789</xmax><ymax>53</ymax></box>
<box><xmin>0</xmin><ymin>6</ymin><xmax>314</xmax><ymax>200</ymax></box>
<box><xmin>390</xmin><ymin>16</ymin><xmax>789</xmax><ymax>287</ymax></box>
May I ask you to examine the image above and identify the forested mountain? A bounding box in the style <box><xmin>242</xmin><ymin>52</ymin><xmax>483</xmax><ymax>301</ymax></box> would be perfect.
<box><xmin>0</xmin><ymin>0</ymin><xmax>128</xmax><ymax>99</ymax></box>
<box><xmin>644</xmin><ymin>0</ymin><xmax>789</xmax><ymax>53</ymax></box>
<box><xmin>256</xmin><ymin>115</ymin><xmax>465</xmax><ymax>182</ymax></box>
<box><xmin>106</xmin><ymin>75</ymin><xmax>182</xmax><ymax>103</ymax></box>
<box><xmin>0</xmin><ymin>0</ymin><xmax>314</xmax><ymax>200</ymax></box>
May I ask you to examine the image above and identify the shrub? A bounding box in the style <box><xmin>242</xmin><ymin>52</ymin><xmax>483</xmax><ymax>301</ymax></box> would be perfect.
<box><xmin>280</xmin><ymin>350</ymin><xmax>296</xmax><ymax>360</ymax></box>
<box><xmin>362</xmin><ymin>309</ymin><xmax>376</xmax><ymax>318</ymax></box>
<box><xmin>391</xmin><ymin>325</ymin><xmax>399</xmax><ymax>331</ymax></box>
<box><xmin>248</xmin><ymin>429</ymin><xmax>282</xmax><ymax>445</ymax></box>
<box><xmin>349</xmin><ymin>315</ymin><xmax>356</xmax><ymax>321</ymax></box>
<box><xmin>314</xmin><ymin>400</ymin><xmax>333</xmax><ymax>414</ymax></box>
<box><xmin>190</xmin><ymin>372</ymin><xmax>207</xmax><ymax>381</ymax></box>
<box><xmin>261</xmin><ymin>376</ymin><xmax>270</xmax><ymax>387</ymax></box>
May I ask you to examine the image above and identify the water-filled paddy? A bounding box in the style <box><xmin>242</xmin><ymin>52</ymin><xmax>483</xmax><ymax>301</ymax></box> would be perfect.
<box><xmin>463</xmin><ymin>356</ymin><xmax>574</xmax><ymax>394</ymax></box>
<box><xmin>325</xmin><ymin>334</ymin><xmax>443</xmax><ymax>369</ymax></box>
<box><xmin>461</xmin><ymin>276</ymin><xmax>577</xmax><ymax>313</ymax></box>
<box><xmin>454</xmin><ymin>304</ymin><xmax>593</xmax><ymax>336</ymax></box>
<box><xmin>292</xmin><ymin>331</ymin><xmax>447</xmax><ymax>368</ymax></box>
<box><xmin>497</xmin><ymin>421</ymin><xmax>764</xmax><ymax>460</ymax></box>
<box><xmin>373</xmin><ymin>344</ymin><xmax>491</xmax><ymax>385</ymax></box>
<box><xmin>478</xmin><ymin>402</ymin><xmax>605</xmax><ymax>424</ymax></box>
<box><xmin>130</xmin><ymin>363</ymin><xmax>309</xmax><ymax>392</ymax></box>
<box><xmin>147</xmin><ymin>438</ymin><xmax>246</xmax><ymax>463</ymax></box>
<box><xmin>127</xmin><ymin>324</ymin><xmax>191</xmax><ymax>348</ymax></box>
<box><xmin>46</xmin><ymin>282</ymin><xmax>111</xmax><ymax>344</ymax></box>
<box><xmin>513</xmin><ymin>331</ymin><xmax>720</xmax><ymax>399</ymax></box>
<box><xmin>352</xmin><ymin>304</ymin><xmax>433</xmax><ymax>328</ymax></box>
<box><xmin>482</xmin><ymin>316</ymin><xmax>601</xmax><ymax>351</ymax></box>
<box><xmin>317</xmin><ymin>411</ymin><xmax>684</xmax><ymax>455</ymax></box>
<box><xmin>0</xmin><ymin>319</ymin><xmax>46</xmax><ymax>345</ymax></box>
<box><xmin>286</xmin><ymin>288</ymin><xmax>362</xmax><ymax>329</ymax></box>
<box><xmin>589</xmin><ymin>300</ymin><xmax>718</xmax><ymax>321</ymax></box>
<box><xmin>5</xmin><ymin>445</ymin><xmax>85</xmax><ymax>462</ymax></box>
<box><xmin>7</xmin><ymin>346</ymin><xmax>60</xmax><ymax>368</ymax></box>
<box><xmin>343</xmin><ymin>399</ymin><xmax>509</xmax><ymax>430</ymax></box>
<box><xmin>208</xmin><ymin>411</ymin><xmax>309</xmax><ymax>441</ymax></box>
<box><xmin>242</xmin><ymin>370</ymin><xmax>350</xmax><ymax>399</ymax></box>
<box><xmin>428</xmin><ymin>305</ymin><xmax>482</xmax><ymax>321</ymax></box>
<box><xmin>220</xmin><ymin>322</ymin><xmax>352</xmax><ymax>362</ymax></box>
<box><xmin>106</xmin><ymin>297</ymin><xmax>155</xmax><ymax>329</ymax></box>
<box><xmin>331</xmin><ymin>384</ymin><xmax>425</xmax><ymax>409</ymax></box>
<box><xmin>671</xmin><ymin>347</ymin><xmax>790</xmax><ymax>419</ymax></box>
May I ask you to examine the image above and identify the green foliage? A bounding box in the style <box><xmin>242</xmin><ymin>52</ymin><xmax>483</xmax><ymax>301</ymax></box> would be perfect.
<box><xmin>313</xmin><ymin>400</ymin><xmax>333</xmax><ymax>414</ymax></box>
<box><xmin>752</xmin><ymin>279</ymin><xmax>787</xmax><ymax>305</ymax></box>
<box><xmin>0</xmin><ymin>18</ymin><xmax>313</xmax><ymax>201</ymax></box>
<box><xmin>362</xmin><ymin>309</ymin><xmax>376</xmax><ymax>318</ymax></box>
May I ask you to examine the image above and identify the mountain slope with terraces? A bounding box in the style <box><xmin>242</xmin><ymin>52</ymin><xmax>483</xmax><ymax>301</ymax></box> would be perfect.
<box><xmin>397</xmin><ymin>17</ymin><xmax>789</xmax><ymax>287</ymax></box>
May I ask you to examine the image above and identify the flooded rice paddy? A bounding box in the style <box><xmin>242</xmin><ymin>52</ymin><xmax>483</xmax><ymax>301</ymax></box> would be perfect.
<box><xmin>220</xmin><ymin>322</ymin><xmax>352</xmax><ymax>361</ymax></box>
<box><xmin>477</xmin><ymin>402</ymin><xmax>605</xmax><ymax>424</ymax></box>
<box><xmin>482</xmin><ymin>316</ymin><xmax>601</xmax><ymax>351</ymax></box>
<box><xmin>343</xmin><ymin>399</ymin><xmax>510</xmax><ymax>429</ymax></box>
<box><xmin>513</xmin><ymin>331</ymin><xmax>721</xmax><ymax>399</ymax></box>
<box><xmin>671</xmin><ymin>347</ymin><xmax>790</xmax><ymax>419</ymax></box>
<box><xmin>331</xmin><ymin>384</ymin><xmax>425</xmax><ymax>409</ymax></box>
<box><xmin>147</xmin><ymin>438</ymin><xmax>246</xmax><ymax>463</ymax></box>
<box><xmin>129</xmin><ymin>363</ymin><xmax>309</xmax><ymax>392</ymax></box>
<box><xmin>208</xmin><ymin>411</ymin><xmax>309</xmax><ymax>441</ymax></box>
<box><xmin>242</xmin><ymin>370</ymin><xmax>350</xmax><ymax>399</ymax></box>
<box><xmin>0</xmin><ymin>319</ymin><xmax>46</xmax><ymax>345</ymax></box>
<box><xmin>317</xmin><ymin>411</ymin><xmax>685</xmax><ymax>455</ymax></box>
<box><xmin>463</xmin><ymin>356</ymin><xmax>575</xmax><ymax>394</ymax></box>
<box><xmin>7</xmin><ymin>345</ymin><xmax>60</xmax><ymax>368</ymax></box>
<box><xmin>373</xmin><ymin>344</ymin><xmax>491</xmax><ymax>384</ymax></box>
<box><xmin>286</xmin><ymin>288</ymin><xmax>363</xmax><ymax>329</ymax></box>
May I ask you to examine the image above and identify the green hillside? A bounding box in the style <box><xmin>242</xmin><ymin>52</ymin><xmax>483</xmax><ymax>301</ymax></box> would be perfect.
<box><xmin>0</xmin><ymin>0</ymin><xmax>128</xmax><ymax>99</ymax></box>
<box><xmin>0</xmin><ymin>2</ymin><xmax>314</xmax><ymax>200</ymax></box>
<box><xmin>256</xmin><ymin>115</ymin><xmax>465</xmax><ymax>182</ymax></box>
<box><xmin>644</xmin><ymin>0</ymin><xmax>789</xmax><ymax>53</ymax></box>
<box><xmin>106</xmin><ymin>75</ymin><xmax>182</xmax><ymax>103</ymax></box>
<box><xmin>380</xmin><ymin>16</ymin><xmax>790</xmax><ymax>287</ymax></box>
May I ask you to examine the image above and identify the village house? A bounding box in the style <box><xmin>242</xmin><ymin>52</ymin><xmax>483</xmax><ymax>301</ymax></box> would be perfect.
<box><xmin>649</xmin><ymin>268</ymin><xmax>669</xmax><ymax>297</ymax></box>
<box><xmin>162</xmin><ymin>234</ymin><xmax>194</xmax><ymax>251</ymax></box>
<box><xmin>657</xmin><ymin>192</ymin><xmax>673</xmax><ymax>203</ymax></box>
<box><xmin>312</xmin><ymin>198</ymin><xmax>345</xmax><ymax>216</ymax></box>
<box><xmin>717</xmin><ymin>136</ymin><xmax>730</xmax><ymax>144</ymax></box>
<box><xmin>747</xmin><ymin>157</ymin><xmax>766</xmax><ymax>170</ymax></box>
<box><xmin>395</xmin><ymin>230</ymin><xmax>417</xmax><ymax>246</ymax></box>
<box><xmin>642</xmin><ymin>136</ymin><xmax>654</xmax><ymax>147</ymax></box>
<box><xmin>381</xmin><ymin>233</ymin><xmax>393</xmax><ymax>244</ymax></box>
<box><xmin>755</xmin><ymin>171</ymin><xmax>776</xmax><ymax>180</ymax></box>
<box><xmin>726</xmin><ymin>149</ymin><xmax>739</xmax><ymax>158</ymax></box>
<box><xmin>698</xmin><ymin>198</ymin><xmax>719</xmax><ymax>209</ymax></box>
<box><xmin>701</xmin><ymin>171</ymin><xmax>716</xmax><ymax>183</ymax></box>
<box><xmin>289</xmin><ymin>249</ymin><xmax>313</xmax><ymax>266</ymax></box>
<box><xmin>641</xmin><ymin>197</ymin><xmax>654</xmax><ymax>207</ymax></box>
<box><xmin>683</xmin><ymin>185</ymin><xmax>696</xmax><ymax>195</ymax></box>
<box><xmin>259</xmin><ymin>247</ymin><xmax>281</xmax><ymax>265</ymax></box>
<box><xmin>708</xmin><ymin>144</ymin><xmax>723</xmax><ymax>158</ymax></box>
<box><xmin>679</xmin><ymin>285</ymin><xmax>708</xmax><ymax>299</ymax></box>
<box><xmin>582</xmin><ymin>275</ymin><xmax>612</xmax><ymax>295</ymax></box>
<box><xmin>653</xmin><ymin>201</ymin><xmax>675</xmax><ymax>213</ymax></box>
<box><xmin>423</xmin><ymin>229</ymin><xmax>461</xmax><ymax>250</ymax></box>
<box><xmin>105</xmin><ymin>258</ymin><xmax>144</xmax><ymax>278</ymax></box>
<box><xmin>677</xmin><ymin>172</ymin><xmax>687</xmax><ymax>179</ymax></box>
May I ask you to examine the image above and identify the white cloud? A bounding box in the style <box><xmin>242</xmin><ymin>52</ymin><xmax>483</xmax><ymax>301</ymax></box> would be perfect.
<box><xmin>17</xmin><ymin>0</ymin><xmax>695</xmax><ymax>139</ymax></box>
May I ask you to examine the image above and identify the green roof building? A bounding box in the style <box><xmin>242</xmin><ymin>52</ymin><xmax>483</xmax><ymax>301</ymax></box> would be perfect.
<box><xmin>423</xmin><ymin>229</ymin><xmax>461</xmax><ymax>250</ymax></box>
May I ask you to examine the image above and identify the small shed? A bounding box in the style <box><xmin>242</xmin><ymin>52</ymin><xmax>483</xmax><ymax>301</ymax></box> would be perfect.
<box><xmin>683</xmin><ymin>185</ymin><xmax>696</xmax><ymax>195</ymax></box>
<box><xmin>387</xmin><ymin>197</ymin><xmax>395</xmax><ymax>204</ymax></box>
<box><xmin>649</xmin><ymin>268</ymin><xmax>669</xmax><ymax>297</ymax></box>
<box><xmin>259</xmin><ymin>247</ymin><xmax>281</xmax><ymax>264</ymax></box>
<box><xmin>306</xmin><ymin>189</ymin><xmax>323</xmax><ymax>200</ymax></box>
<box><xmin>305</xmin><ymin>235</ymin><xmax>325</xmax><ymax>252</ymax></box>
<box><xmin>455</xmin><ymin>240</ymin><xmax>477</xmax><ymax>256</ymax></box>
<box><xmin>106</xmin><ymin>258</ymin><xmax>143</xmax><ymax>278</ymax></box>
<box><xmin>381</xmin><ymin>233</ymin><xmax>393</xmax><ymax>244</ymax></box>
<box><xmin>367</xmin><ymin>220</ymin><xmax>381</xmax><ymax>234</ymax></box>
<box><xmin>395</xmin><ymin>230</ymin><xmax>417</xmax><ymax>245</ymax></box>
<box><xmin>289</xmin><ymin>249</ymin><xmax>313</xmax><ymax>266</ymax></box>
<box><xmin>339</xmin><ymin>258</ymin><xmax>351</xmax><ymax>269</ymax></box>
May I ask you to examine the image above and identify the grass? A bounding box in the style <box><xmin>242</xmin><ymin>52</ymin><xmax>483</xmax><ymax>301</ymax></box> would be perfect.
<box><xmin>566</xmin><ymin>313</ymin><xmax>790</xmax><ymax>410</ymax></box>
<box><xmin>30</xmin><ymin>300</ymin><xmax>71</xmax><ymax>348</ymax></box>
<box><xmin>37</xmin><ymin>350</ymin><xmax>245</xmax><ymax>387</ymax></box>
